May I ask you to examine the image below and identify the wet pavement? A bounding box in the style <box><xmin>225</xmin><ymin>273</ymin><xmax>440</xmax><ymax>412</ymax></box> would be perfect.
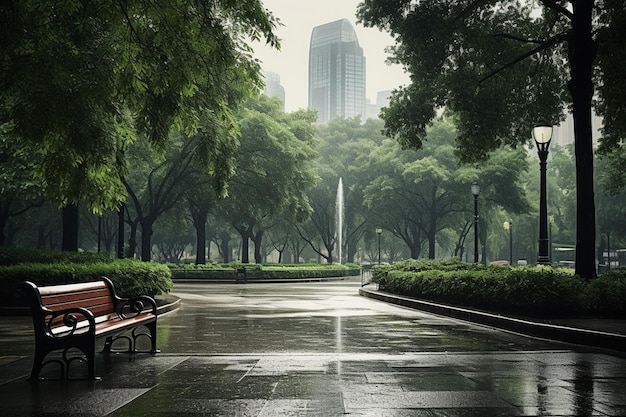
<box><xmin>1</xmin><ymin>278</ymin><xmax>626</xmax><ymax>416</ymax></box>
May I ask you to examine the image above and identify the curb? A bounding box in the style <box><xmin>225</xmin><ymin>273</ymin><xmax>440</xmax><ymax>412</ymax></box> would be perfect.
<box><xmin>359</xmin><ymin>287</ymin><xmax>626</xmax><ymax>353</ymax></box>
<box><xmin>156</xmin><ymin>295</ymin><xmax>181</xmax><ymax>315</ymax></box>
<box><xmin>171</xmin><ymin>276</ymin><xmax>356</xmax><ymax>284</ymax></box>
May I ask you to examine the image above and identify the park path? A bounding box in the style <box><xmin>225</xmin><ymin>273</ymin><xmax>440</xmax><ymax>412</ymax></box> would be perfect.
<box><xmin>0</xmin><ymin>279</ymin><xmax>625</xmax><ymax>416</ymax></box>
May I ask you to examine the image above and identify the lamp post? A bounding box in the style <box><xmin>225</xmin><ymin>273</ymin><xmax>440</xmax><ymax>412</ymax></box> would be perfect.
<box><xmin>471</xmin><ymin>183</ymin><xmax>480</xmax><ymax>263</ymax></box>
<box><xmin>533</xmin><ymin>121</ymin><xmax>553</xmax><ymax>265</ymax></box>
<box><xmin>607</xmin><ymin>232</ymin><xmax>611</xmax><ymax>271</ymax></box>
<box><xmin>503</xmin><ymin>221</ymin><xmax>513</xmax><ymax>265</ymax></box>
<box><xmin>376</xmin><ymin>227</ymin><xmax>382</xmax><ymax>265</ymax></box>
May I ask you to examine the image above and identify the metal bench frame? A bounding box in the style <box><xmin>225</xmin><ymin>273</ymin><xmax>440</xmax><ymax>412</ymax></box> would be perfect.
<box><xmin>24</xmin><ymin>277</ymin><xmax>158</xmax><ymax>380</ymax></box>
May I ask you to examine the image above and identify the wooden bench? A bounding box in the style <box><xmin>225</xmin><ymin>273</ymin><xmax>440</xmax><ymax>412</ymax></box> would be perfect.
<box><xmin>23</xmin><ymin>277</ymin><xmax>158</xmax><ymax>380</ymax></box>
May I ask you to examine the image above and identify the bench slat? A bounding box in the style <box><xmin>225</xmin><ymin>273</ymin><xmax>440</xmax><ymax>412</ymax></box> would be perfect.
<box><xmin>43</xmin><ymin>295</ymin><xmax>115</xmax><ymax>312</ymax></box>
<box><xmin>38</xmin><ymin>281</ymin><xmax>108</xmax><ymax>296</ymax></box>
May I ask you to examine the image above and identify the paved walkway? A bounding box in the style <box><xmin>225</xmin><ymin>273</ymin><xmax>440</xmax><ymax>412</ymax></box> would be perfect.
<box><xmin>1</xmin><ymin>279</ymin><xmax>626</xmax><ymax>416</ymax></box>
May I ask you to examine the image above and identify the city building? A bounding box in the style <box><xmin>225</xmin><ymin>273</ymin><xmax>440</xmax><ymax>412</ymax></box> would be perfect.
<box><xmin>365</xmin><ymin>90</ymin><xmax>392</xmax><ymax>120</ymax></box>
<box><xmin>308</xmin><ymin>19</ymin><xmax>366</xmax><ymax>123</ymax></box>
<box><xmin>262</xmin><ymin>71</ymin><xmax>285</xmax><ymax>111</ymax></box>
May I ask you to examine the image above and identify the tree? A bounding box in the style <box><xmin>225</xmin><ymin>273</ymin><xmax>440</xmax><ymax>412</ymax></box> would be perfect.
<box><xmin>186</xmin><ymin>187</ymin><xmax>216</xmax><ymax>265</ymax></box>
<box><xmin>0</xmin><ymin>134</ymin><xmax>45</xmax><ymax>245</ymax></box>
<box><xmin>1</xmin><ymin>1</ymin><xmax>279</xmax><ymax>249</ymax></box>
<box><xmin>297</xmin><ymin>184</ymin><xmax>339</xmax><ymax>263</ymax></box>
<box><xmin>152</xmin><ymin>209</ymin><xmax>195</xmax><ymax>263</ymax></box>
<box><xmin>363</xmin><ymin>117</ymin><xmax>530</xmax><ymax>259</ymax></box>
<box><xmin>316</xmin><ymin>118</ymin><xmax>386</xmax><ymax>263</ymax></box>
<box><xmin>358</xmin><ymin>0</ymin><xmax>626</xmax><ymax>279</ymax></box>
<box><xmin>218</xmin><ymin>96</ymin><xmax>318</xmax><ymax>263</ymax></box>
<box><xmin>124</xmin><ymin>135</ymin><xmax>197</xmax><ymax>261</ymax></box>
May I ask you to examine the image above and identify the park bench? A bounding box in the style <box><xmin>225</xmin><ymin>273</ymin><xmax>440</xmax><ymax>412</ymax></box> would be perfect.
<box><xmin>23</xmin><ymin>277</ymin><xmax>158</xmax><ymax>380</ymax></box>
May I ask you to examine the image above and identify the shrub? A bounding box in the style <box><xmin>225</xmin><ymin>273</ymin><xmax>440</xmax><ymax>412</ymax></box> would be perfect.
<box><xmin>0</xmin><ymin>252</ymin><xmax>173</xmax><ymax>308</ymax></box>
<box><xmin>0</xmin><ymin>246</ymin><xmax>113</xmax><ymax>266</ymax></box>
<box><xmin>586</xmin><ymin>268</ymin><xmax>626</xmax><ymax>315</ymax></box>
<box><xmin>372</xmin><ymin>259</ymin><xmax>610</xmax><ymax>317</ymax></box>
<box><xmin>169</xmin><ymin>262</ymin><xmax>360</xmax><ymax>280</ymax></box>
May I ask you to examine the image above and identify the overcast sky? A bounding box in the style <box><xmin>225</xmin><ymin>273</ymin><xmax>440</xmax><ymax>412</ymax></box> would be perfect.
<box><xmin>252</xmin><ymin>0</ymin><xmax>410</xmax><ymax>112</ymax></box>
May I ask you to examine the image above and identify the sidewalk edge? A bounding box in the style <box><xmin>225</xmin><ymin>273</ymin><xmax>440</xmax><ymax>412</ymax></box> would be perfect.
<box><xmin>359</xmin><ymin>287</ymin><xmax>626</xmax><ymax>353</ymax></box>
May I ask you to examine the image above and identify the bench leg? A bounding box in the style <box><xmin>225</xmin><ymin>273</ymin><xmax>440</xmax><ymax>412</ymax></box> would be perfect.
<box><xmin>29</xmin><ymin>343</ymin><xmax>98</xmax><ymax>380</ymax></box>
<box><xmin>85</xmin><ymin>341</ymin><xmax>97</xmax><ymax>380</ymax></box>
<box><xmin>146</xmin><ymin>321</ymin><xmax>158</xmax><ymax>353</ymax></box>
<box><xmin>29</xmin><ymin>348</ymin><xmax>47</xmax><ymax>380</ymax></box>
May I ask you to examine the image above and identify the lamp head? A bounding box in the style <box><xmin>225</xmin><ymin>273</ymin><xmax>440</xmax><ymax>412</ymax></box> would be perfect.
<box><xmin>471</xmin><ymin>183</ymin><xmax>480</xmax><ymax>196</ymax></box>
<box><xmin>533</xmin><ymin>121</ymin><xmax>553</xmax><ymax>145</ymax></box>
<box><xmin>376</xmin><ymin>227</ymin><xmax>382</xmax><ymax>235</ymax></box>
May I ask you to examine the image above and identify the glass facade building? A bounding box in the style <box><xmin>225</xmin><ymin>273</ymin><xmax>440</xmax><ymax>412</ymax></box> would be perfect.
<box><xmin>308</xmin><ymin>19</ymin><xmax>366</xmax><ymax>123</ymax></box>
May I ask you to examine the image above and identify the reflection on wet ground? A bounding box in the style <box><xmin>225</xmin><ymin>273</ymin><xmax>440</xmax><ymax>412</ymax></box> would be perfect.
<box><xmin>1</xmin><ymin>279</ymin><xmax>625</xmax><ymax>416</ymax></box>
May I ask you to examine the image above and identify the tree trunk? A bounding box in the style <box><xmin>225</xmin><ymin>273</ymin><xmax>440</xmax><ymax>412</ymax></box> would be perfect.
<box><xmin>117</xmin><ymin>204</ymin><xmax>125</xmax><ymax>258</ymax></box>
<box><xmin>191</xmin><ymin>207</ymin><xmax>208</xmax><ymax>264</ymax></box>
<box><xmin>252</xmin><ymin>230</ymin><xmax>264</xmax><ymax>264</ymax></box>
<box><xmin>427</xmin><ymin>205</ymin><xmax>437</xmax><ymax>259</ymax></box>
<box><xmin>570</xmin><ymin>0</ymin><xmax>597</xmax><ymax>280</ymax></box>
<box><xmin>408</xmin><ymin>227</ymin><xmax>422</xmax><ymax>259</ymax></box>
<box><xmin>219</xmin><ymin>231</ymin><xmax>231</xmax><ymax>263</ymax></box>
<box><xmin>240</xmin><ymin>231</ymin><xmax>250</xmax><ymax>263</ymax></box>
<box><xmin>0</xmin><ymin>200</ymin><xmax>11</xmax><ymax>246</ymax></box>
<box><xmin>127</xmin><ymin>219</ymin><xmax>138</xmax><ymax>258</ymax></box>
<box><xmin>61</xmin><ymin>203</ymin><xmax>79</xmax><ymax>251</ymax></box>
<box><xmin>140</xmin><ymin>219</ymin><xmax>153</xmax><ymax>261</ymax></box>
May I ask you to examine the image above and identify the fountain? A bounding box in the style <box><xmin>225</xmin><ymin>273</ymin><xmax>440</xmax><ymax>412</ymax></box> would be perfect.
<box><xmin>336</xmin><ymin>178</ymin><xmax>344</xmax><ymax>264</ymax></box>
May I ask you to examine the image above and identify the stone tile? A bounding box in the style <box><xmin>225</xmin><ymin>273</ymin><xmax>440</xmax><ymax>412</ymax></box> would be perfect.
<box><xmin>343</xmin><ymin>391</ymin><xmax>514</xmax><ymax>410</ymax></box>
<box><xmin>3</xmin><ymin>281</ymin><xmax>626</xmax><ymax>416</ymax></box>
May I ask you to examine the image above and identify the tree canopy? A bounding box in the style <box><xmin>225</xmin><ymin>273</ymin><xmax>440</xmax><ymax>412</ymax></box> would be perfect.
<box><xmin>0</xmin><ymin>0</ymin><xmax>279</xmax><ymax>211</ymax></box>
<box><xmin>358</xmin><ymin>0</ymin><xmax>626</xmax><ymax>279</ymax></box>
<box><xmin>217</xmin><ymin>96</ymin><xmax>318</xmax><ymax>263</ymax></box>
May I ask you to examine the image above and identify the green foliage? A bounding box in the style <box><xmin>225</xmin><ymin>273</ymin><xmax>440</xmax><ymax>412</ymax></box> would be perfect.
<box><xmin>372</xmin><ymin>259</ymin><xmax>621</xmax><ymax>317</ymax></box>
<box><xmin>169</xmin><ymin>262</ymin><xmax>359</xmax><ymax>280</ymax></box>
<box><xmin>0</xmin><ymin>247</ymin><xmax>173</xmax><ymax>307</ymax></box>
<box><xmin>358</xmin><ymin>0</ymin><xmax>621</xmax><ymax>279</ymax></box>
<box><xmin>586</xmin><ymin>268</ymin><xmax>626</xmax><ymax>315</ymax></box>
<box><xmin>1</xmin><ymin>259</ymin><xmax>172</xmax><ymax>305</ymax></box>
<box><xmin>0</xmin><ymin>246</ymin><xmax>114</xmax><ymax>266</ymax></box>
<box><xmin>1</xmin><ymin>0</ymin><xmax>279</xmax><ymax>209</ymax></box>
<box><xmin>359</xmin><ymin>116</ymin><xmax>530</xmax><ymax>259</ymax></box>
<box><xmin>216</xmin><ymin>95</ymin><xmax>319</xmax><ymax>263</ymax></box>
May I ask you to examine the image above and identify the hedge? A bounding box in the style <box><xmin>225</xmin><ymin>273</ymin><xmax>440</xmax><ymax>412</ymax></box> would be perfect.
<box><xmin>372</xmin><ymin>259</ymin><xmax>626</xmax><ymax>317</ymax></box>
<box><xmin>170</xmin><ymin>262</ymin><xmax>360</xmax><ymax>280</ymax></box>
<box><xmin>0</xmin><ymin>247</ymin><xmax>173</xmax><ymax>308</ymax></box>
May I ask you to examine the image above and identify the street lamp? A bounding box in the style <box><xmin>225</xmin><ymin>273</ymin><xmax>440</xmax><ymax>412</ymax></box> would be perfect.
<box><xmin>471</xmin><ymin>183</ymin><xmax>480</xmax><ymax>263</ymax></box>
<box><xmin>503</xmin><ymin>221</ymin><xmax>513</xmax><ymax>265</ymax></box>
<box><xmin>533</xmin><ymin>121</ymin><xmax>553</xmax><ymax>265</ymax></box>
<box><xmin>376</xmin><ymin>227</ymin><xmax>382</xmax><ymax>265</ymax></box>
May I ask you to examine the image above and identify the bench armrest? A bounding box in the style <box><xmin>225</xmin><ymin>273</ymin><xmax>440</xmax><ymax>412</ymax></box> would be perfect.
<box><xmin>100</xmin><ymin>277</ymin><xmax>158</xmax><ymax>318</ymax></box>
<box><xmin>114</xmin><ymin>295</ymin><xmax>158</xmax><ymax>319</ymax></box>
<box><xmin>43</xmin><ymin>306</ymin><xmax>96</xmax><ymax>337</ymax></box>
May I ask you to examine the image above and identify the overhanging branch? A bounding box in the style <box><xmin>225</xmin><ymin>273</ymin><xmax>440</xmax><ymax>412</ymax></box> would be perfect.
<box><xmin>537</xmin><ymin>0</ymin><xmax>574</xmax><ymax>20</ymax></box>
<box><xmin>480</xmin><ymin>32</ymin><xmax>567</xmax><ymax>83</ymax></box>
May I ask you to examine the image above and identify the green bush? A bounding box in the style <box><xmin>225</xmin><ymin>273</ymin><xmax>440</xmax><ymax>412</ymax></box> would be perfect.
<box><xmin>0</xmin><ymin>248</ymin><xmax>173</xmax><ymax>308</ymax></box>
<box><xmin>372</xmin><ymin>259</ymin><xmax>618</xmax><ymax>317</ymax></box>
<box><xmin>169</xmin><ymin>262</ymin><xmax>360</xmax><ymax>280</ymax></box>
<box><xmin>0</xmin><ymin>246</ymin><xmax>114</xmax><ymax>266</ymax></box>
<box><xmin>586</xmin><ymin>268</ymin><xmax>626</xmax><ymax>314</ymax></box>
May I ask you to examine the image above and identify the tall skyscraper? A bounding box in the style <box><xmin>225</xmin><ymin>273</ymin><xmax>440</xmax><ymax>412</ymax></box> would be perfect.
<box><xmin>262</xmin><ymin>71</ymin><xmax>285</xmax><ymax>111</ymax></box>
<box><xmin>308</xmin><ymin>19</ymin><xmax>366</xmax><ymax>123</ymax></box>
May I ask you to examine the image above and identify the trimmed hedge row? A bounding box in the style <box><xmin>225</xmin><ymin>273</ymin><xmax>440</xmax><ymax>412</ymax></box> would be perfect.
<box><xmin>170</xmin><ymin>263</ymin><xmax>360</xmax><ymax>280</ymax></box>
<box><xmin>0</xmin><ymin>246</ymin><xmax>113</xmax><ymax>266</ymax></box>
<box><xmin>0</xmin><ymin>248</ymin><xmax>173</xmax><ymax>308</ymax></box>
<box><xmin>373</xmin><ymin>259</ymin><xmax>626</xmax><ymax>317</ymax></box>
